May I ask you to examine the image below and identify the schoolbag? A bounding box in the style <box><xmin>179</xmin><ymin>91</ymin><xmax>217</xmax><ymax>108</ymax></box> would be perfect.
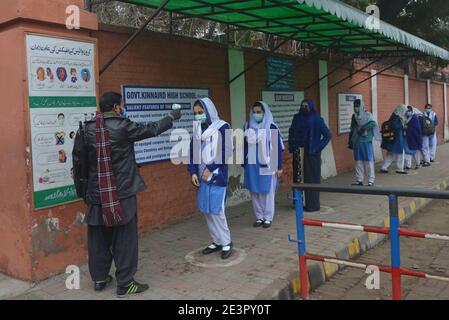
<box><xmin>72</xmin><ymin>121</ymin><xmax>89</xmax><ymax>200</ymax></box>
<box><xmin>381</xmin><ymin>119</ymin><xmax>395</xmax><ymax>142</ymax></box>
<box><xmin>422</xmin><ymin>115</ymin><xmax>435</xmax><ymax>136</ymax></box>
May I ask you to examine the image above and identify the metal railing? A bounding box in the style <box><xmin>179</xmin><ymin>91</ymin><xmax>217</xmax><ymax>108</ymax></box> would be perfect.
<box><xmin>290</xmin><ymin>183</ymin><xmax>449</xmax><ymax>300</ymax></box>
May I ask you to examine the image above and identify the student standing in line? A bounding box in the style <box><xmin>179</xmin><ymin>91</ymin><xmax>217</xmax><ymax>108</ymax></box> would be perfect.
<box><xmin>288</xmin><ymin>99</ymin><xmax>332</xmax><ymax>212</ymax></box>
<box><xmin>348</xmin><ymin>99</ymin><xmax>380</xmax><ymax>186</ymax></box>
<box><xmin>243</xmin><ymin>101</ymin><xmax>284</xmax><ymax>228</ymax></box>
<box><xmin>188</xmin><ymin>97</ymin><xmax>234</xmax><ymax>259</ymax></box>
<box><xmin>404</xmin><ymin>106</ymin><xmax>423</xmax><ymax>170</ymax></box>
<box><xmin>380</xmin><ymin>104</ymin><xmax>408</xmax><ymax>174</ymax></box>
<box><xmin>421</xmin><ymin>103</ymin><xmax>438</xmax><ymax>166</ymax></box>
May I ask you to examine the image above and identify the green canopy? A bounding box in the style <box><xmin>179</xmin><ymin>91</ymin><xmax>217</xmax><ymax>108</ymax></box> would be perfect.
<box><xmin>124</xmin><ymin>0</ymin><xmax>449</xmax><ymax>60</ymax></box>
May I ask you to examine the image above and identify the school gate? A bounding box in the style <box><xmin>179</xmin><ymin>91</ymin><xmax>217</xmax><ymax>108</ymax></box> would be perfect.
<box><xmin>0</xmin><ymin>0</ymin><xmax>448</xmax><ymax>281</ymax></box>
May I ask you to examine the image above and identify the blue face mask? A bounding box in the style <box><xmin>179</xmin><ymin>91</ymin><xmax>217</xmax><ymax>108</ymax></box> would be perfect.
<box><xmin>195</xmin><ymin>113</ymin><xmax>207</xmax><ymax>124</ymax></box>
<box><xmin>253</xmin><ymin>113</ymin><xmax>264</xmax><ymax>123</ymax></box>
<box><xmin>354</xmin><ymin>107</ymin><xmax>361</xmax><ymax>115</ymax></box>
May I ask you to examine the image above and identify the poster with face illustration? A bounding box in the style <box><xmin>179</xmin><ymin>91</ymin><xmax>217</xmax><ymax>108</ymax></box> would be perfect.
<box><xmin>26</xmin><ymin>34</ymin><xmax>97</xmax><ymax>209</ymax></box>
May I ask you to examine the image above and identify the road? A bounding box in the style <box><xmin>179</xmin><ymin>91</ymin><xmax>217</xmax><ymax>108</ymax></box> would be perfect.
<box><xmin>309</xmin><ymin>199</ymin><xmax>449</xmax><ymax>300</ymax></box>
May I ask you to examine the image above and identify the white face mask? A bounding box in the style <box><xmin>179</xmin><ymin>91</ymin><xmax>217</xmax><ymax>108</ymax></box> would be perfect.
<box><xmin>425</xmin><ymin>109</ymin><xmax>432</xmax><ymax>114</ymax></box>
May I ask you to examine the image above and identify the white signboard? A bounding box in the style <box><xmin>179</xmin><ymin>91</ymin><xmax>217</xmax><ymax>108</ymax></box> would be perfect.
<box><xmin>26</xmin><ymin>34</ymin><xmax>97</xmax><ymax>209</ymax></box>
<box><xmin>122</xmin><ymin>86</ymin><xmax>209</xmax><ymax>164</ymax></box>
<box><xmin>261</xmin><ymin>91</ymin><xmax>304</xmax><ymax>141</ymax></box>
<box><xmin>338</xmin><ymin>93</ymin><xmax>363</xmax><ymax>134</ymax></box>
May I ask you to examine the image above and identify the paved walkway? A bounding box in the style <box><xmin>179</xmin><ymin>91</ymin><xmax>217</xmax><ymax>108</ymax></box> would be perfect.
<box><xmin>2</xmin><ymin>144</ymin><xmax>449</xmax><ymax>300</ymax></box>
<box><xmin>309</xmin><ymin>199</ymin><xmax>449</xmax><ymax>300</ymax></box>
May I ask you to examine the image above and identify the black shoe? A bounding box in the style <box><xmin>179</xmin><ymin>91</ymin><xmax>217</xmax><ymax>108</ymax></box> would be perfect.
<box><xmin>117</xmin><ymin>281</ymin><xmax>149</xmax><ymax>297</ymax></box>
<box><xmin>430</xmin><ymin>159</ymin><xmax>435</xmax><ymax>163</ymax></box>
<box><xmin>351</xmin><ymin>181</ymin><xmax>363</xmax><ymax>186</ymax></box>
<box><xmin>380</xmin><ymin>169</ymin><xmax>389</xmax><ymax>174</ymax></box>
<box><xmin>202</xmin><ymin>243</ymin><xmax>222</xmax><ymax>255</ymax></box>
<box><xmin>405</xmin><ymin>166</ymin><xmax>411</xmax><ymax>170</ymax></box>
<box><xmin>396</xmin><ymin>170</ymin><xmax>408</xmax><ymax>174</ymax></box>
<box><xmin>422</xmin><ymin>162</ymin><xmax>431</xmax><ymax>167</ymax></box>
<box><xmin>414</xmin><ymin>165</ymin><xmax>420</xmax><ymax>170</ymax></box>
<box><xmin>262</xmin><ymin>220</ymin><xmax>272</xmax><ymax>228</ymax></box>
<box><xmin>94</xmin><ymin>275</ymin><xmax>113</xmax><ymax>291</ymax></box>
<box><xmin>221</xmin><ymin>243</ymin><xmax>233</xmax><ymax>259</ymax></box>
<box><xmin>367</xmin><ymin>182</ymin><xmax>374</xmax><ymax>187</ymax></box>
<box><xmin>253</xmin><ymin>219</ymin><xmax>264</xmax><ymax>227</ymax></box>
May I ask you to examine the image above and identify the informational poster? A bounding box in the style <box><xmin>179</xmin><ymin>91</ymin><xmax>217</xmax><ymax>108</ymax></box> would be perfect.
<box><xmin>261</xmin><ymin>91</ymin><xmax>304</xmax><ymax>141</ymax></box>
<box><xmin>266</xmin><ymin>55</ymin><xmax>294</xmax><ymax>91</ymax></box>
<box><xmin>26</xmin><ymin>34</ymin><xmax>97</xmax><ymax>209</ymax></box>
<box><xmin>338</xmin><ymin>93</ymin><xmax>363</xmax><ymax>134</ymax></box>
<box><xmin>122</xmin><ymin>86</ymin><xmax>209</xmax><ymax>164</ymax></box>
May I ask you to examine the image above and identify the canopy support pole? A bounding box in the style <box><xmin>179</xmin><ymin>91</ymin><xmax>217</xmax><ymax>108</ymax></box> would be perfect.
<box><xmin>266</xmin><ymin>58</ymin><xmax>315</xmax><ymax>89</ymax></box>
<box><xmin>227</xmin><ymin>32</ymin><xmax>302</xmax><ymax>85</ymax></box>
<box><xmin>349</xmin><ymin>57</ymin><xmax>409</xmax><ymax>89</ymax></box>
<box><xmin>304</xmin><ymin>56</ymin><xmax>353</xmax><ymax>90</ymax></box>
<box><xmin>329</xmin><ymin>56</ymin><xmax>383</xmax><ymax>89</ymax></box>
<box><xmin>99</xmin><ymin>0</ymin><xmax>171</xmax><ymax>75</ymax></box>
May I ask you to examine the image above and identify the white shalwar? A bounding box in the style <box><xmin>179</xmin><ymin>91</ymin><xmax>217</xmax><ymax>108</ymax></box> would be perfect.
<box><xmin>250</xmin><ymin>174</ymin><xmax>277</xmax><ymax>222</ymax></box>
<box><xmin>203</xmin><ymin>203</ymin><xmax>231</xmax><ymax>247</ymax></box>
<box><xmin>355</xmin><ymin>160</ymin><xmax>375</xmax><ymax>184</ymax></box>
<box><xmin>422</xmin><ymin>133</ymin><xmax>437</xmax><ymax>163</ymax></box>
<box><xmin>405</xmin><ymin>151</ymin><xmax>421</xmax><ymax>168</ymax></box>
<box><xmin>381</xmin><ymin>151</ymin><xmax>405</xmax><ymax>171</ymax></box>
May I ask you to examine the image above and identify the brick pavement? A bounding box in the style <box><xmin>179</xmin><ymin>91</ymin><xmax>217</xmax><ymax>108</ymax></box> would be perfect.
<box><xmin>2</xmin><ymin>144</ymin><xmax>449</xmax><ymax>300</ymax></box>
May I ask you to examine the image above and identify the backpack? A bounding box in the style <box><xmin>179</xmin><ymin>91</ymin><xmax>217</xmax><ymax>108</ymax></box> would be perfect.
<box><xmin>422</xmin><ymin>115</ymin><xmax>435</xmax><ymax>136</ymax></box>
<box><xmin>72</xmin><ymin>121</ymin><xmax>89</xmax><ymax>200</ymax></box>
<box><xmin>381</xmin><ymin>119</ymin><xmax>395</xmax><ymax>142</ymax></box>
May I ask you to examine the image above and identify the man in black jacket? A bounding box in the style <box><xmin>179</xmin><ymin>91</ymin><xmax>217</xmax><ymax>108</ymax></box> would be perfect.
<box><xmin>73</xmin><ymin>91</ymin><xmax>181</xmax><ymax>297</ymax></box>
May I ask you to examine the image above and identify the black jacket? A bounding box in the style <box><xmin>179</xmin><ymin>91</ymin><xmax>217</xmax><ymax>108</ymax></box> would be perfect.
<box><xmin>76</xmin><ymin>113</ymin><xmax>174</xmax><ymax>205</ymax></box>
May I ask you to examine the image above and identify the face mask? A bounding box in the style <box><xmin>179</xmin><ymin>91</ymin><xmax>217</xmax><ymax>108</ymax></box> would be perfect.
<box><xmin>354</xmin><ymin>107</ymin><xmax>360</xmax><ymax>114</ymax></box>
<box><xmin>406</xmin><ymin>111</ymin><xmax>412</xmax><ymax>118</ymax></box>
<box><xmin>425</xmin><ymin>109</ymin><xmax>431</xmax><ymax>114</ymax></box>
<box><xmin>299</xmin><ymin>106</ymin><xmax>309</xmax><ymax>116</ymax></box>
<box><xmin>195</xmin><ymin>113</ymin><xmax>207</xmax><ymax>124</ymax></box>
<box><xmin>253</xmin><ymin>113</ymin><xmax>264</xmax><ymax>123</ymax></box>
<box><xmin>120</xmin><ymin>108</ymin><xmax>127</xmax><ymax>118</ymax></box>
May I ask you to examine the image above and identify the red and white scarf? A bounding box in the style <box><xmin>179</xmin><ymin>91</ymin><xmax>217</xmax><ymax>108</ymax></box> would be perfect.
<box><xmin>95</xmin><ymin>112</ymin><xmax>124</xmax><ymax>227</ymax></box>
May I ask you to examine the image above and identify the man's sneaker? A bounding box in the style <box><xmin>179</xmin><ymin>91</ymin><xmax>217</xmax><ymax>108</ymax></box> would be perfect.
<box><xmin>367</xmin><ymin>182</ymin><xmax>374</xmax><ymax>187</ymax></box>
<box><xmin>253</xmin><ymin>219</ymin><xmax>264</xmax><ymax>227</ymax></box>
<box><xmin>396</xmin><ymin>170</ymin><xmax>408</xmax><ymax>174</ymax></box>
<box><xmin>351</xmin><ymin>181</ymin><xmax>363</xmax><ymax>186</ymax></box>
<box><xmin>202</xmin><ymin>243</ymin><xmax>222</xmax><ymax>255</ymax></box>
<box><xmin>405</xmin><ymin>166</ymin><xmax>411</xmax><ymax>170</ymax></box>
<box><xmin>414</xmin><ymin>165</ymin><xmax>420</xmax><ymax>170</ymax></box>
<box><xmin>262</xmin><ymin>220</ymin><xmax>272</xmax><ymax>228</ymax></box>
<box><xmin>117</xmin><ymin>281</ymin><xmax>149</xmax><ymax>297</ymax></box>
<box><xmin>380</xmin><ymin>169</ymin><xmax>389</xmax><ymax>174</ymax></box>
<box><xmin>422</xmin><ymin>162</ymin><xmax>431</xmax><ymax>167</ymax></box>
<box><xmin>94</xmin><ymin>275</ymin><xmax>113</xmax><ymax>291</ymax></box>
<box><xmin>221</xmin><ymin>243</ymin><xmax>233</xmax><ymax>260</ymax></box>
<box><xmin>430</xmin><ymin>159</ymin><xmax>435</xmax><ymax>163</ymax></box>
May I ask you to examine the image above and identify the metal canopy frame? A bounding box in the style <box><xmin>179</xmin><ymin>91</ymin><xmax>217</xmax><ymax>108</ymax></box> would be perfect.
<box><xmin>121</xmin><ymin>0</ymin><xmax>420</xmax><ymax>56</ymax></box>
<box><xmin>98</xmin><ymin>0</ymin><xmax>445</xmax><ymax>87</ymax></box>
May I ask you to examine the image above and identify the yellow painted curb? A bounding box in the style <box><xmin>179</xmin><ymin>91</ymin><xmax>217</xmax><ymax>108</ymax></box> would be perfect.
<box><xmin>347</xmin><ymin>238</ymin><xmax>360</xmax><ymax>258</ymax></box>
<box><xmin>323</xmin><ymin>253</ymin><xmax>339</xmax><ymax>279</ymax></box>
<box><xmin>398</xmin><ymin>208</ymin><xmax>405</xmax><ymax>221</ymax></box>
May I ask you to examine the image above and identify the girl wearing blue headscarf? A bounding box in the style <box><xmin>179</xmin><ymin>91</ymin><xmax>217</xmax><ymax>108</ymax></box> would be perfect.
<box><xmin>243</xmin><ymin>101</ymin><xmax>284</xmax><ymax>228</ymax></box>
<box><xmin>288</xmin><ymin>99</ymin><xmax>332</xmax><ymax>212</ymax></box>
<box><xmin>348</xmin><ymin>99</ymin><xmax>380</xmax><ymax>186</ymax></box>
<box><xmin>404</xmin><ymin>106</ymin><xmax>423</xmax><ymax>170</ymax></box>
<box><xmin>381</xmin><ymin>104</ymin><xmax>408</xmax><ymax>174</ymax></box>
<box><xmin>188</xmin><ymin>98</ymin><xmax>234</xmax><ymax>259</ymax></box>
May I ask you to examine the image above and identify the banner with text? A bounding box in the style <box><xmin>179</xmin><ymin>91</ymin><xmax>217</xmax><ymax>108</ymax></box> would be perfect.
<box><xmin>122</xmin><ymin>86</ymin><xmax>209</xmax><ymax>164</ymax></box>
<box><xmin>26</xmin><ymin>34</ymin><xmax>97</xmax><ymax>209</ymax></box>
<box><xmin>261</xmin><ymin>91</ymin><xmax>304</xmax><ymax>141</ymax></box>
